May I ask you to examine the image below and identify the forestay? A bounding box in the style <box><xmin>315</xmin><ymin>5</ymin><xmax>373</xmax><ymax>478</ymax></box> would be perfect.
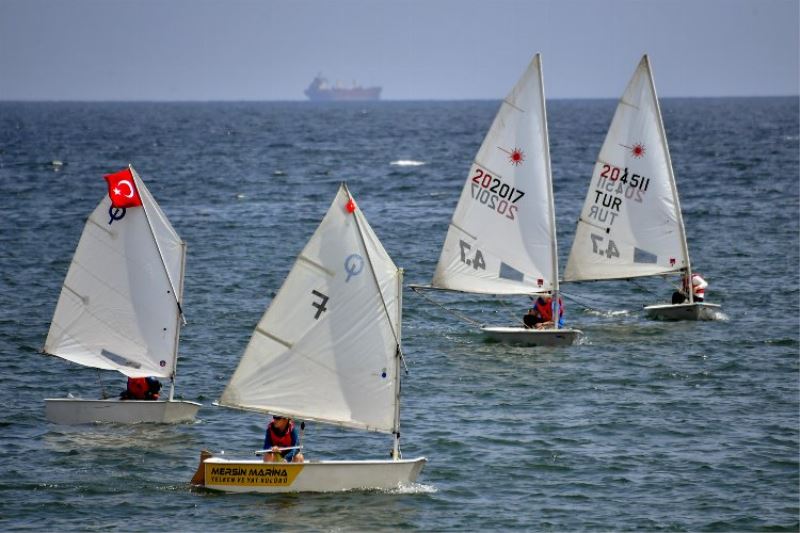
<box><xmin>564</xmin><ymin>55</ymin><xmax>689</xmax><ymax>282</ymax></box>
<box><xmin>432</xmin><ymin>53</ymin><xmax>556</xmax><ymax>295</ymax></box>
<box><xmin>218</xmin><ymin>184</ymin><xmax>402</xmax><ymax>434</ymax></box>
<box><xmin>43</xmin><ymin>167</ymin><xmax>185</xmax><ymax>378</ymax></box>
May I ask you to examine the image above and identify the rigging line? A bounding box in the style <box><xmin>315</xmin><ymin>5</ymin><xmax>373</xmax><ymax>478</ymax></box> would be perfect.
<box><xmin>496</xmin><ymin>297</ymin><xmax>527</xmax><ymax>327</ymax></box>
<box><xmin>559</xmin><ymin>291</ymin><xmax>609</xmax><ymax>314</ymax></box>
<box><xmin>96</xmin><ymin>369</ymin><xmax>109</xmax><ymax>399</ymax></box>
<box><xmin>627</xmin><ymin>277</ymin><xmax>666</xmax><ymax>299</ymax></box>
<box><xmin>346</xmin><ymin>186</ymin><xmax>405</xmax><ymax>363</ymax></box>
<box><xmin>409</xmin><ymin>286</ymin><xmax>484</xmax><ymax>327</ymax></box>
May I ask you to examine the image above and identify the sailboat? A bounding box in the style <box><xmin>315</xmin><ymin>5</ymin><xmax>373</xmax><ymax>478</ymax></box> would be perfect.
<box><xmin>190</xmin><ymin>183</ymin><xmax>426</xmax><ymax>493</ymax></box>
<box><xmin>562</xmin><ymin>55</ymin><xmax>721</xmax><ymax>321</ymax></box>
<box><xmin>43</xmin><ymin>165</ymin><xmax>201</xmax><ymax>424</ymax></box>
<box><xmin>411</xmin><ymin>54</ymin><xmax>582</xmax><ymax>347</ymax></box>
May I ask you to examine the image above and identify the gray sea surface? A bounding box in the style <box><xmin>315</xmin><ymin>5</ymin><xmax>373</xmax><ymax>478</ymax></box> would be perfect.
<box><xmin>0</xmin><ymin>98</ymin><xmax>798</xmax><ymax>531</ymax></box>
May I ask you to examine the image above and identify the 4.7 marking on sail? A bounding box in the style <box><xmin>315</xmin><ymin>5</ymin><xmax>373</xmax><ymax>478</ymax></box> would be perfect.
<box><xmin>459</xmin><ymin>239</ymin><xmax>486</xmax><ymax>270</ymax></box>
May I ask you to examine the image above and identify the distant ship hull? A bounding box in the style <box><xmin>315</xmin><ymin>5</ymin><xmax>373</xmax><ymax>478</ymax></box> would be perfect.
<box><xmin>304</xmin><ymin>87</ymin><xmax>381</xmax><ymax>101</ymax></box>
<box><xmin>304</xmin><ymin>75</ymin><xmax>381</xmax><ymax>101</ymax></box>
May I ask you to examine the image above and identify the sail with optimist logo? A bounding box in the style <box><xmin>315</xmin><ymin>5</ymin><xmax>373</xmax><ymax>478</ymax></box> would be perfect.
<box><xmin>218</xmin><ymin>183</ymin><xmax>403</xmax><ymax>434</ymax></box>
<box><xmin>43</xmin><ymin>165</ymin><xmax>200</xmax><ymax>423</ymax></box>
<box><xmin>195</xmin><ymin>184</ymin><xmax>425</xmax><ymax>493</ymax></box>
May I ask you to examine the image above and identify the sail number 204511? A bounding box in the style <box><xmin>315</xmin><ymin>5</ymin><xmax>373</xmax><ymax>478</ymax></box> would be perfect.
<box><xmin>470</xmin><ymin>169</ymin><xmax>524</xmax><ymax>221</ymax></box>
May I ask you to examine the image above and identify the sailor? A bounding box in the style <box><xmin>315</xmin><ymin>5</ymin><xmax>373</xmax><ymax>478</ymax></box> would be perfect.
<box><xmin>523</xmin><ymin>295</ymin><xmax>564</xmax><ymax>329</ymax></box>
<box><xmin>120</xmin><ymin>377</ymin><xmax>161</xmax><ymax>400</ymax></box>
<box><xmin>672</xmin><ymin>272</ymin><xmax>708</xmax><ymax>304</ymax></box>
<box><xmin>263</xmin><ymin>415</ymin><xmax>305</xmax><ymax>463</ymax></box>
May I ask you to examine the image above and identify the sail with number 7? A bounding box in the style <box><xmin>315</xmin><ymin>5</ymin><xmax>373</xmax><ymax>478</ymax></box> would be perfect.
<box><xmin>193</xmin><ymin>184</ymin><xmax>426</xmax><ymax>493</ymax></box>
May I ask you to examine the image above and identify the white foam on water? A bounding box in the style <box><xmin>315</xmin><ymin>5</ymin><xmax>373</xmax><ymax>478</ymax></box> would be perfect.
<box><xmin>384</xmin><ymin>482</ymin><xmax>438</xmax><ymax>494</ymax></box>
<box><xmin>390</xmin><ymin>160</ymin><xmax>425</xmax><ymax>166</ymax></box>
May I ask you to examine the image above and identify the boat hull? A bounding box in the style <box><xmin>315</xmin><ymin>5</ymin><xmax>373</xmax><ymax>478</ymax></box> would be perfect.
<box><xmin>481</xmin><ymin>326</ymin><xmax>583</xmax><ymax>346</ymax></box>
<box><xmin>44</xmin><ymin>398</ymin><xmax>201</xmax><ymax>424</ymax></box>
<box><xmin>643</xmin><ymin>302</ymin><xmax>721</xmax><ymax>321</ymax></box>
<box><xmin>193</xmin><ymin>455</ymin><xmax>426</xmax><ymax>493</ymax></box>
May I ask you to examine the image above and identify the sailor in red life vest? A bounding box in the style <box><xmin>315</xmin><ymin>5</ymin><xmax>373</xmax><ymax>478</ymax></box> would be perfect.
<box><xmin>523</xmin><ymin>295</ymin><xmax>564</xmax><ymax>329</ymax></box>
<box><xmin>263</xmin><ymin>415</ymin><xmax>305</xmax><ymax>463</ymax></box>
<box><xmin>672</xmin><ymin>272</ymin><xmax>708</xmax><ymax>303</ymax></box>
<box><xmin>120</xmin><ymin>377</ymin><xmax>161</xmax><ymax>400</ymax></box>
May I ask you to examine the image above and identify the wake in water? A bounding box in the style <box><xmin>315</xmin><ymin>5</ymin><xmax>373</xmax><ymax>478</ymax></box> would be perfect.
<box><xmin>707</xmin><ymin>310</ymin><xmax>729</xmax><ymax>321</ymax></box>
<box><xmin>581</xmin><ymin>308</ymin><xmax>631</xmax><ymax>318</ymax></box>
<box><xmin>386</xmin><ymin>482</ymin><xmax>438</xmax><ymax>495</ymax></box>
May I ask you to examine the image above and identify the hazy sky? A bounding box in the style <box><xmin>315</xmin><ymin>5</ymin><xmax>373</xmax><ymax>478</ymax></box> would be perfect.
<box><xmin>1</xmin><ymin>0</ymin><xmax>798</xmax><ymax>101</ymax></box>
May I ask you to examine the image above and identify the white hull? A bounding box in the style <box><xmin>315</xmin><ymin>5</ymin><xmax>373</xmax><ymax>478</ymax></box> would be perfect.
<box><xmin>481</xmin><ymin>326</ymin><xmax>583</xmax><ymax>346</ymax></box>
<box><xmin>643</xmin><ymin>302</ymin><xmax>721</xmax><ymax>321</ymax></box>
<box><xmin>194</xmin><ymin>455</ymin><xmax>426</xmax><ymax>493</ymax></box>
<box><xmin>45</xmin><ymin>398</ymin><xmax>201</xmax><ymax>424</ymax></box>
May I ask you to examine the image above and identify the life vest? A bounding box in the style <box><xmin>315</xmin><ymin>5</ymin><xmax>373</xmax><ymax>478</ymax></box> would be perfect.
<box><xmin>127</xmin><ymin>377</ymin><xmax>149</xmax><ymax>400</ymax></box>
<box><xmin>534</xmin><ymin>296</ymin><xmax>563</xmax><ymax>322</ymax></box>
<box><xmin>683</xmin><ymin>273</ymin><xmax>707</xmax><ymax>299</ymax></box>
<box><xmin>124</xmin><ymin>377</ymin><xmax>160</xmax><ymax>400</ymax></box>
<box><xmin>267</xmin><ymin>420</ymin><xmax>295</xmax><ymax>449</ymax></box>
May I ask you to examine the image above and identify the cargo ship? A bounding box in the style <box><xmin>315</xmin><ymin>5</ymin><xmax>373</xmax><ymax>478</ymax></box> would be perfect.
<box><xmin>304</xmin><ymin>75</ymin><xmax>381</xmax><ymax>101</ymax></box>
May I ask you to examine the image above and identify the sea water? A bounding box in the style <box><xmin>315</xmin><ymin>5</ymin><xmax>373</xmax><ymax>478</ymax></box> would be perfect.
<box><xmin>0</xmin><ymin>98</ymin><xmax>797</xmax><ymax>531</ymax></box>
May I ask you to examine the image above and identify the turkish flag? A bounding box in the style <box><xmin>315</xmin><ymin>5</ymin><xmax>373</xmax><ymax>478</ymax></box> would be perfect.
<box><xmin>104</xmin><ymin>168</ymin><xmax>143</xmax><ymax>208</ymax></box>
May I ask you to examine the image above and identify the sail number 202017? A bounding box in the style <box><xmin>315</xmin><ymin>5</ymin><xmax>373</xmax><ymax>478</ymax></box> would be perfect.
<box><xmin>470</xmin><ymin>168</ymin><xmax>524</xmax><ymax>221</ymax></box>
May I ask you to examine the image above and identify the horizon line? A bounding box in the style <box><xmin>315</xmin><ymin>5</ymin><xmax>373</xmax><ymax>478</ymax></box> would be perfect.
<box><xmin>1</xmin><ymin>94</ymin><xmax>798</xmax><ymax>104</ymax></box>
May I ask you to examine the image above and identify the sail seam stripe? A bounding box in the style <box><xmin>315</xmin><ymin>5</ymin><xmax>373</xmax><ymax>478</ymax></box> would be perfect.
<box><xmin>450</xmin><ymin>221</ymin><xmax>476</xmax><ymax>240</ymax></box>
<box><xmin>619</xmin><ymin>98</ymin><xmax>640</xmax><ymax>110</ymax></box>
<box><xmin>474</xmin><ymin>161</ymin><xmax>507</xmax><ymax>182</ymax></box>
<box><xmin>88</xmin><ymin>217</ymin><xmax>113</xmax><ymax>235</ymax></box>
<box><xmin>503</xmin><ymin>99</ymin><xmax>525</xmax><ymax>113</ymax></box>
<box><xmin>577</xmin><ymin>218</ymin><xmax>607</xmax><ymax>231</ymax></box>
<box><xmin>63</xmin><ymin>284</ymin><xmax>86</xmax><ymax>302</ymax></box>
<box><xmin>297</xmin><ymin>255</ymin><xmax>335</xmax><ymax>277</ymax></box>
<box><xmin>255</xmin><ymin>326</ymin><xmax>292</xmax><ymax>349</ymax></box>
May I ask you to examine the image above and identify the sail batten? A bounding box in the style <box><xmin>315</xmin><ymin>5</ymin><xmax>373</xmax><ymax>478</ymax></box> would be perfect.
<box><xmin>297</xmin><ymin>254</ymin><xmax>335</xmax><ymax>277</ymax></box>
<box><xmin>254</xmin><ymin>327</ymin><xmax>293</xmax><ymax>349</ymax></box>
<box><xmin>219</xmin><ymin>184</ymin><xmax>402</xmax><ymax>433</ymax></box>
<box><xmin>563</xmin><ymin>55</ymin><xmax>689</xmax><ymax>282</ymax></box>
<box><xmin>431</xmin><ymin>54</ymin><xmax>557</xmax><ymax>296</ymax></box>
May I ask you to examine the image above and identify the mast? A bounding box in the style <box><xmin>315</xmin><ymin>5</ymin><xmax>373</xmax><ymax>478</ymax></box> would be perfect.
<box><xmin>644</xmin><ymin>55</ymin><xmax>693</xmax><ymax>303</ymax></box>
<box><xmin>536</xmin><ymin>54</ymin><xmax>562</xmax><ymax>327</ymax></box>
<box><xmin>168</xmin><ymin>239</ymin><xmax>187</xmax><ymax>401</ymax></box>
<box><xmin>392</xmin><ymin>269</ymin><xmax>403</xmax><ymax>460</ymax></box>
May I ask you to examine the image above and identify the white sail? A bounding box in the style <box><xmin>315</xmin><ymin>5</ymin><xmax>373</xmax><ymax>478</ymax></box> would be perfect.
<box><xmin>431</xmin><ymin>53</ymin><xmax>557</xmax><ymax>295</ymax></box>
<box><xmin>218</xmin><ymin>184</ymin><xmax>402</xmax><ymax>434</ymax></box>
<box><xmin>564</xmin><ymin>55</ymin><xmax>689</xmax><ymax>282</ymax></box>
<box><xmin>43</xmin><ymin>168</ymin><xmax>185</xmax><ymax>378</ymax></box>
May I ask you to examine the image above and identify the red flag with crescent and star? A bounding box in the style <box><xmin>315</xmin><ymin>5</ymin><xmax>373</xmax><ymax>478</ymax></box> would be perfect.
<box><xmin>104</xmin><ymin>168</ymin><xmax>143</xmax><ymax>208</ymax></box>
